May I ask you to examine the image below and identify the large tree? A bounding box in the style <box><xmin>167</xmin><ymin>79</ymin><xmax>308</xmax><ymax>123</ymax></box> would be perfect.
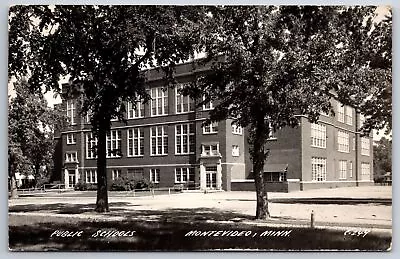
<box><xmin>9</xmin><ymin>6</ymin><xmax>203</xmax><ymax>211</ymax></box>
<box><xmin>187</xmin><ymin>6</ymin><xmax>391</xmax><ymax>219</ymax></box>
<box><xmin>373</xmin><ymin>137</ymin><xmax>392</xmax><ymax>181</ymax></box>
<box><xmin>8</xmin><ymin>79</ymin><xmax>64</xmax><ymax>198</ymax></box>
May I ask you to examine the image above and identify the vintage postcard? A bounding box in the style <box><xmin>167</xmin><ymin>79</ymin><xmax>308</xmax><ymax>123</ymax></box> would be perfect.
<box><xmin>8</xmin><ymin>5</ymin><xmax>392</xmax><ymax>251</ymax></box>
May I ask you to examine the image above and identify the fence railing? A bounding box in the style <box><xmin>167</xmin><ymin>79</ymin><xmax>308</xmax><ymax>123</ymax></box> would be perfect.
<box><xmin>18</xmin><ymin>184</ymin><xmax>67</xmax><ymax>194</ymax></box>
<box><xmin>375</xmin><ymin>180</ymin><xmax>392</xmax><ymax>186</ymax></box>
<box><xmin>16</xmin><ymin>183</ymin><xmax>202</xmax><ymax>196</ymax></box>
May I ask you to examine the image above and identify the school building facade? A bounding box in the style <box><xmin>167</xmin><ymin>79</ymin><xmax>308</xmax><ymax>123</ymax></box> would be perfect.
<box><xmin>53</xmin><ymin>62</ymin><xmax>374</xmax><ymax>192</ymax></box>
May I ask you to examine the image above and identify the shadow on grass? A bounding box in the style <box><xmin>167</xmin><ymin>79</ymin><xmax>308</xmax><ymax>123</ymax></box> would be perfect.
<box><xmin>9</xmin><ymin>206</ymin><xmax>392</xmax><ymax>251</ymax></box>
<box><xmin>225</xmin><ymin>198</ymin><xmax>392</xmax><ymax>206</ymax></box>
<box><xmin>9</xmin><ymin>202</ymin><xmax>143</xmax><ymax>215</ymax></box>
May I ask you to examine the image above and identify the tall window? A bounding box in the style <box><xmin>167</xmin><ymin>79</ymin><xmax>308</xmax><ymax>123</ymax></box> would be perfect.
<box><xmin>311</xmin><ymin>123</ymin><xmax>326</xmax><ymax>148</ymax></box>
<box><xmin>311</xmin><ymin>157</ymin><xmax>327</xmax><ymax>182</ymax></box>
<box><xmin>232</xmin><ymin>145</ymin><xmax>240</xmax><ymax>157</ymax></box>
<box><xmin>150</xmin><ymin>169</ymin><xmax>160</xmax><ymax>183</ymax></box>
<box><xmin>127</xmin><ymin>101</ymin><xmax>144</xmax><ymax>119</ymax></box>
<box><xmin>151</xmin><ymin>87</ymin><xmax>168</xmax><ymax>116</ymax></box>
<box><xmin>268</xmin><ymin>129</ymin><xmax>276</xmax><ymax>139</ymax></box>
<box><xmin>339</xmin><ymin>160</ymin><xmax>347</xmax><ymax>179</ymax></box>
<box><xmin>175</xmin><ymin>168</ymin><xmax>195</xmax><ymax>183</ymax></box>
<box><xmin>176</xmin><ymin>84</ymin><xmax>194</xmax><ymax>113</ymax></box>
<box><xmin>127</xmin><ymin>168</ymin><xmax>144</xmax><ymax>180</ymax></box>
<box><xmin>202</xmin><ymin>143</ymin><xmax>219</xmax><ymax>156</ymax></box>
<box><xmin>203</xmin><ymin>122</ymin><xmax>218</xmax><ymax>134</ymax></box>
<box><xmin>349</xmin><ymin>161</ymin><xmax>353</xmax><ymax>178</ymax></box>
<box><xmin>203</xmin><ymin>96</ymin><xmax>214</xmax><ymax>110</ymax></box>
<box><xmin>67</xmin><ymin>133</ymin><xmax>76</xmax><ymax>145</ymax></box>
<box><xmin>338</xmin><ymin>130</ymin><xmax>350</xmax><ymax>153</ymax></box>
<box><xmin>86</xmin><ymin>133</ymin><xmax>98</xmax><ymax>159</ymax></box>
<box><xmin>112</xmin><ymin>169</ymin><xmax>121</xmax><ymax>180</ymax></box>
<box><xmin>84</xmin><ymin>110</ymin><xmax>93</xmax><ymax>124</ymax></box>
<box><xmin>66</xmin><ymin>100</ymin><xmax>76</xmax><ymax>125</ymax></box>
<box><xmin>65</xmin><ymin>152</ymin><xmax>77</xmax><ymax>163</ymax></box>
<box><xmin>232</xmin><ymin>124</ymin><xmax>243</xmax><ymax>135</ymax></box>
<box><xmin>267</xmin><ymin>122</ymin><xmax>277</xmax><ymax>140</ymax></box>
<box><xmin>175</xmin><ymin>124</ymin><xmax>195</xmax><ymax>154</ymax></box>
<box><xmin>127</xmin><ymin>128</ymin><xmax>144</xmax><ymax>157</ymax></box>
<box><xmin>150</xmin><ymin>126</ymin><xmax>168</xmax><ymax>155</ymax></box>
<box><xmin>361</xmin><ymin>137</ymin><xmax>370</xmax><ymax>156</ymax></box>
<box><xmin>337</xmin><ymin>102</ymin><xmax>345</xmax><ymax>123</ymax></box>
<box><xmin>361</xmin><ymin>163</ymin><xmax>370</xmax><ymax>181</ymax></box>
<box><xmin>345</xmin><ymin>106</ymin><xmax>353</xmax><ymax>125</ymax></box>
<box><xmin>359</xmin><ymin>114</ymin><xmax>365</xmax><ymax>128</ymax></box>
<box><xmin>85</xmin><ymin>170</ymin><xmax>97</xmax><ymax>183</ymax></box>
<box><xmin>106</xmin><ymin>130</ymin><xmax>122</xmax><ymax>158</ymax></box>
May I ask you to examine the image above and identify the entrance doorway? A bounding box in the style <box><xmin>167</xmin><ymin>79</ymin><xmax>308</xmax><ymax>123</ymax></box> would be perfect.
<box><xmin>205</xmin><ymin>166</ymin><xmax>217</xmax><ymax>188</ymax></box>
<box><xmin>68</xmin><ymin>170</ymin><xmax>76</xmax><ymax>188</ymax></box>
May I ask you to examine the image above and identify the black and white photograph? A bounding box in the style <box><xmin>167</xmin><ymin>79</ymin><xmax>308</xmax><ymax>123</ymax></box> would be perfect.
<box><xmin>7</xmin><ymin>4</ymin><xmax>392</xmax><ymax>251</ymax></box>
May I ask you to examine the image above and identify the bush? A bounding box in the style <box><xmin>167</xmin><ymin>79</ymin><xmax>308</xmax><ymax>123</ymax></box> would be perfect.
<box><xmin>86</xmin><ymin>183</ymin><xmax>97</xmax><ymax>190</ymax></box>
<box><xmin>110</xmin><ymin>177</ymin><xmax>154</xmax><ymax>191</ymax></box>
<box><xmin>110</xmin><ymin>178</ymin><xmax>129</xmax><ymax>191</ymax></box>
<box><xmin>135</xmin><ymin>178</ymin><xmax>154</xmax><ymax>190</ymax></box>
<box><xmin>74</xmin><ymin>180</ymin><xmax>88</xmax><ymax>191</ymax></box>
<box><xmin>73</xmin><ymin>180</ymin><xmax>97</xmax><ymax>191</ymax></box>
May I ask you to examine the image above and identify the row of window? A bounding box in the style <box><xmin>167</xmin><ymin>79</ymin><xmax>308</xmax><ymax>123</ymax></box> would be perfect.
<box><xmin>65</xmin><ymin>85</ymin><xmax>214</xmax><ymax>125</ymax></box>
<box><xmin>67</xmin><ymin>121</ymin><xmax>243</xmax><ymax>142</ymax></box>
<box><xmin>310</xmin><ymin>123</ymin><xmax>370</xmax><ymax>155</ymax></box>
<box><xmin>68</xmin><ymin>92</ymin><xmax>362</xmax><ymax>128</ymax></box>
<box><xmin>311</xmin><ymin>157</ymin><xmax>370</xmax><ymax>182</ymax></box>
<box><xmin>66</xmin><ymin>123</ymin><xmax>242</xmax><ymax>158</ymax></box>
<box><xmin>83</xmin><ymin>167</ymin><xmax>196</xmax><ymax>184</ymax></box>
<box><xmin>321</xmin><ymin>101</ymin><xmax>366</xmax><ymax>128</ymax></box>
<box><xmin>67</xmin><ymin>140</ymin><xmax>240</xmax><ymax>163</ymax></box>
<box><xmin>84</xmin><ymin>125</ymin><xmax>195</xmax><ymax>158</ymax></box>
<box><xmin>82</xmin><ymin>160</ymin><xmax>371</xmax><ymax>185</ymax></box>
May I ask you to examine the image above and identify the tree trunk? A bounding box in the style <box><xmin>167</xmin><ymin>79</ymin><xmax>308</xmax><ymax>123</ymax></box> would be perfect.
<box><xmin>9</xmin><ymin>174</ymin><xmax>18</xmax><ymax>199</ymax></box>
<box><xmin>253</xmin><ymin>156</ymin><xmax>269</xmax><ymax>219</ymax></box>
<box><xmin>8</xmin><ymin>158</ymin><xmax>18</xmax><ymax>199</ymax></box>
<box><xmin>95</xmin><ymin>125</ymin><xmax>109</xmax><ymax>212</ymax></box>
<box><xmin>252</xmin><ymin>119</ymin><xmax>270</xmax><ymax>220</ymax></box>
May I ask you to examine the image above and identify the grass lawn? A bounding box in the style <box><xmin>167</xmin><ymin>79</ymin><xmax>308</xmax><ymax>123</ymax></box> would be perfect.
<box><xmin>9</xmin><ymin>211</ymin><xmax>391</xmax><ymax>251</ymax></box>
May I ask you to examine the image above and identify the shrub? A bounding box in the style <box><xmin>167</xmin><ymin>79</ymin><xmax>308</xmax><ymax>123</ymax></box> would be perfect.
<box><xmin>74</xmin><ymin>180</ymin><xmax>88</xmax><ymax>191</ymax></box>
<box><xmin>110</xmin><ymin>178</ymin><xmax>129</xmax><ymax>191</ymax></box>
<box><xmin>86</xmin><ymin>183</ymin><xmax>97</xmax><ymax>190</ymax></box>
<box><xmin>109</xmin><ymin>177</ymin><xmax>154</xmax><ymax>191</ymax></box>
<box><xmin>135</xmin><ymin>178</ymin><xmax>153</xmax><ymax>190</ymax></box>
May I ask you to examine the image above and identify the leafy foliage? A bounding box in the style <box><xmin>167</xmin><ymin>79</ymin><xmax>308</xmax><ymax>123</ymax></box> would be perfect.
<box><xmin>9</xmin><ymin>5</ymin><xmax>203</xmax><ymax>211</ymax></box>
<box><xmin>8</xmin><ymin>79</ymin><xmax>66</xmax><ymax>197</ymax></box>
<box><xmin>74</xmin><ymin>180</ymin><xmax>98</xmax><ymax>191</ymax></box>
<box><xmin>110</xmin><ymin>177</ymin><xmax>154</xmax><ymax>191</ymax></box>
<box><xmin>373</xmin><ymin>137</ymin><xmax>392</xmax><ymax>181</ymax></box>
<box><xmin>187</xmin><ymin>6</ymin><xmax>391</xmax><ymax>219</ymax></box>
<box><xmin>9</xmin><ymin>6</ymin><xmax>204</xmax><ymax>130</ymax></box>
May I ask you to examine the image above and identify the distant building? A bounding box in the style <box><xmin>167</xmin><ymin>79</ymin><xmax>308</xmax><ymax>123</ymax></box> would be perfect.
<box><xmin>15</xmin><ymin>173</ymin><xmax>34</xmax><ymax>188</ymax></box>
<box><xmin>54</xmin><ymin>62</ymin><xmax>374</xmax><ymax>192</ymax></box>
